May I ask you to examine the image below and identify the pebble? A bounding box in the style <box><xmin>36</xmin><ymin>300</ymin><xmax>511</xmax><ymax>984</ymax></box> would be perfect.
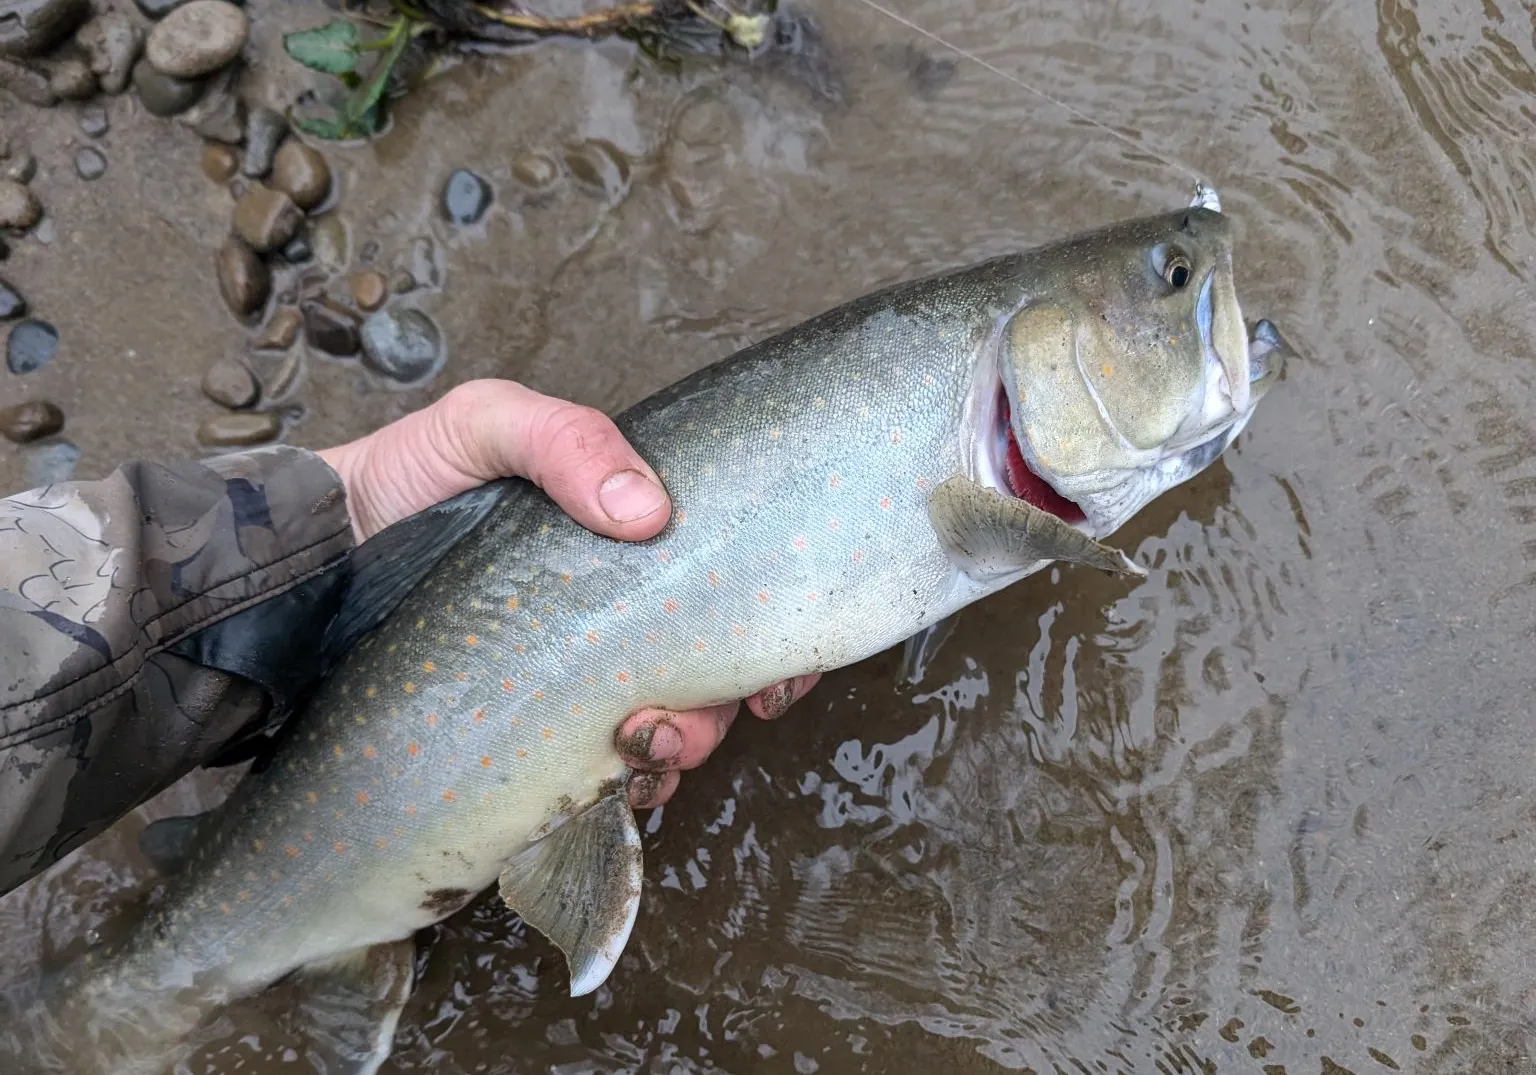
<box><xmin>0</xmin><ymin>400</ymin><xmax>63</xmax><ymax>442</ymax></box>
<box><xmin>0</xmin><ymin>56</ymin><xmax>57</xmax><ymax>106</ymax></box>
<box><xmin>441</xmin><ymin>168</ymin><xmax>491</xmax><ymax>226</ymax></box>
<box><xmin>232</xmin><ymin>185</ymin><xmax>302</xmax><ymax>253</ymax></box>
<box><xmin>197</xmin><ymin>411</ymin><xmax>279</xmax><ymax>448</ymax></box>
<box><xmin>253</xmin><ymin>307</ymin><xmax>300</xmax><ymax>350</ymax></box>
<box><xmin>73</xmin><ymin>146</ymin><xmax>106</xmax><ymax>180</ymax></box>
<box><xmin>270</xmin><ymin>140</ymin><xmax>330</xmax><ymax>211</ymax></box>
<box><xmin>201</xmin><ymin>142</ymin><xmax>238</xmax><ymax>183</ymax></box>
<box><xmin>0</xmin><ymin>180</ymin><xmax>42</xmax><ymax>230</ymax></box>
<box><xmin>178</xmin><ymin>64</ymin><xmax>244</xmax><ymax>143</ymax></box>
<box><xmin>350</xmin><ymin>270</ymin><xmax>387</xmax><ymax>311</ymax></box>
<box><xmin>510</xmin><ymin>150</ymin><xmax>560</xmax><ymax>192</ymax></box>
<box><xmin>6</xmin><ymin>318</ymin><xmax>58</xmax><ymax>373</ymax></box>
<box><xmin>215</xmin><ymin>236</ymin><xmax>269</xmax><ymax>317</ymax></box>
<box><xmin>388</xmin><ymin>269</ymin><xmax>416</xmax><ymax>295</ymax></box>
<box><xmin>0</xmin><ymin>278</ymin><xmax>23</xmax><ymax>319</ymax></box>
<box><xmin>0</xmin><ymin>0</ymin><xmax>89</xmax><ymax>57</ymax></box>
<box><xmin>360</xmin><ymin>308</ymin><xmax>443</xmax><ymax>384</ymax></box>
<box><xmin>25</xmin><ymin>440</ymin><xmax>79</xmax><ymax>485</ymax></box>
<box><xmin>47</xmin><ymin>56</ymin><xmax>96</xmax><ymax>99</ymax></box>
<box><xmin>132</xmin><ymin>56</ymin><xmax>203</xmax><ymax>116</ymax></box>
<box><xmin>77</xmin><ymin>102</ymin><xmax>109</xmax><ymax>137</ymax></box>
<box><xmin>4</xmin><ymin>151</ymin><xmax>36</xmax><ymax>184</ymax></box>
<box><xmin>279</xmin><ymin>231</ymin><xmax>311</xmax><ymax>264</ymax></box>
<box><xmin>310</xmin><ymin>214</ymin><xmax>348</xmax><ymax>272</ymax></box>
<box><xmin>146</xmin><ymin>0</ymin><xmax>247</xmax><ymax>78</ymax></box>
<box><xmin>242</xmin><ymin>108</ymin><xmax>287</xmax><ymax>178</ymax></box>
<box><xmin>201</xmin><ymin>357</ymin><xmax>258</xmax><ymax>408</ymax></box>
<box><xmin>301</xmin><ymin>297</ymin><xmax>360</xmax><ymax>357</ymax></box>
<box><xmin>77</xmin><ymin>14</ymin><xmax>142</xmax><ymax>94</ymax></box>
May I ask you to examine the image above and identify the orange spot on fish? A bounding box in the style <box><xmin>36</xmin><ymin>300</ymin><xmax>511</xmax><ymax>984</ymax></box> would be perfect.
<box><xmin>427</xmin><ymin>713</ymin><xmax>439</xmax><ymax>729</ymax></box>
<box><xmin>407</xmin><ymin>742</ymin><xmax>420</xmax><ymax>757</ymax></box>
<box><xmin>403</xmin><ymin>682</ymin><xmax>416</xmax><ymax>694</ymax></box>
<box><xmin>587</xmin><ymin>630</ymin><xmax>600</xmax><ymax>644</ymax></box>
<box><xmin>515</xmin><ymin>747</ymin><xmax>529</xmax><ymax>759</ymax></box>
<box><xmin>645</xmin><ymin>632</ymin><xmax>659</xmax><ymax>643</ymax></box>
<box><xmin>333</xmin><ymin>744</ymin><xmax>344</xmax><ymax>758</ymax></box>
<box><xmin>707</xmin><ymin>570</ymin><xmax>720</xmax><ymax>586</ymax></box>
<box><xmin>422</xmin><ymin>661</ymin><xmax>436</xmax><ymax>673</ymax></box>
<box><xmin>828</xmin><ymin>519</ymin><xmax>842</xmax><ymax>530</ymax></box>
<box><xmin>657</xmin><ymin>549</ymin><xmax>672</xmax><ymax>564</ymax></box>
<box><xmin>891</xmin><ymin>428</ymin><xmax>903</xmax><ymax>444</ymax></box>
<box><xmin>303</xmin><ymin>831</ymin><xmax>313</xmax><ymax>842</ymax></box>
<box><xmin>456</xmin><ymin>671</ymin><xmax>467</xmax><ymax>681</ymax></box>
<box><xmin>676</xmin><ymin>509</ymin><xmax>687</xmax><ymax>523</ymax></box>
<box><xmin>514</xmin><ymin>643</ymin><xmax>527</xmax><ymax>654</ymax></box>
<box><xmin>532</xmin><ymin>690</ymin><xmax>545</xmax><ymax>701</ymax></box>
<box><xmin>506</xmin><ymin>596</ymin><xmax>520</xmax><ymax>610</ymax></box>
<box><xmin>375</xmin><ymin>838</ymin><xmax>388</xmax><ymax>850</ymax></box>
<box><xmin>655</xmin><ymin>666</ymin><xmax>667</xmax><ymax>677</ymax></box>
<box><xmin>442</xmin><ymin>790</ymin><xmax>457</xmax><ymax>803</ymax></box>
<box><xmin>253</xmin><ymin>840</ymin><xmax>265</xmax><ymax>852</ymax></box>
<box><xmin>792</xmin><ymin>536</ymin><xmax>808</xmax><ymax>550</ymax></box>
<box><xmin>543</xmin><ymin>726</ymin><xmax>556</xmax><ymax>739</ymax></box>
<box><xmin>879</xmin><ymin>497</ymin><xmax>892</xmax><ymax>510</ymax></box>
<box><xmin>501</xmin><ymin>679</ymin><xmax>514</xmax><ymax>692</ymax></box>
<box><xmin>757</xmin><ymin>591</ymin><xmax>769</xmax><ymax>603</ymax></box>
<box><xmin>306</xmin><ymin>791</ymin><xmax>318</xmax><ymax>805</ymax></box>
<box><xmin>465</xmin><ymin>634</ymin><xmax>478</xmax><ymax>646</ymax></box>
<box><xmin>363</xmin><ymin>745</ymin><xmax>378</xmax><ymax>760</ymax></box>
<box><xmin>916</xmin><ymin>476</ymin><xmax>930</xmax><ymax>490</ymax></box>
<box><xmin>356</xmin><ymin>790</ymin><xmax>370</xmax><ymax>805</ymax></box>
<box><xmin>731</xmin><ymin>624</ymin><xmax>746</xmax><ymax>637</ymax></box>
<box><xmin>237</xmin><ymin>890</ymin><xmax>250</xmax><ymax>902</ymax></box>
<box><xmin>853</xmin><ymin>548</ymin><xmax>866</xmax><ymax>563</ymax></box>
<box><xmin>829</xmin><ymin>474</ymin><xmax>842</xmax><ymax>489</ymax></box>
<box><xmin>281</xmin><ymin>895</ymin><xmax>294</xmax><ymax>907</ymax></box>
<box><xmin>617</xmin><ymin>671</ymin><xmax>630</xmax><ymax>683</ymax></box>
<box><xmin>614</xmin><ymin>600</ymin><xmax>628</xmax><ymax>613</ymax></box>
<box><xmin>473</xmin><ymin>709</ymin><xmax>486</xmax><ymax>723</ymax></box>
<box><xmin>365</xmin><ymin>686</ymin><xmax>377</xmax><ymax>699</ymax></box>
<box><xmin>561</xmin><ymin>573</ymin><xmax>573</xmax><ymax>585</ymax></box>
<box><xmin>220</xmin><ymin>903</ymin><xmax>231</xmax><ymax>915</ymax></box>
<box><xmin>481</xmin><ymin>755</ymin><xmax>493</xmax><ymax>768</ymax></box>
<box><xmin>405</xmin><ymin>804</ymin><xmax>417</xmax><ymax>816</ymax></box>
<box><xmin>529</xmin><ymin>618</ymin><xmax>543</xmax><ymax>630</ymax></box>
<box><xmin>663</xmin><ymin>599</ymin><xmax>679</xmax><ymax>614</ymax></box>
<box><xmin>285</xmin><ymin>846</ymin><xmax>300</xmax><ymax>858</ymax></box>
<box><xmin>334</xmin><ymin>842</ymin><xmax>346</xmax><ymax>854</ymax></box>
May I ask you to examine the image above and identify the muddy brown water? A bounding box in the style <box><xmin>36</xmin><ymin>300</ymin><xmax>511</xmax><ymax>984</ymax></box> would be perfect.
<box><xmin>4</xmin><ymin>0</ymin><xmax>1536</xmax><ymax>1071</ymax></box>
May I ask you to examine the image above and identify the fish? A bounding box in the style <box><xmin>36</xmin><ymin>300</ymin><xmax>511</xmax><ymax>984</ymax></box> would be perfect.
<box><xmin>3</xmin><ymin>194</ymin><xmax>1287</xmax><ymax>1075</ymax></box>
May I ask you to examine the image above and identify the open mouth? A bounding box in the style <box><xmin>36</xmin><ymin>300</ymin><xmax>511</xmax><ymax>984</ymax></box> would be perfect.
<box><xmin>995</xmin><ymin>386</ymin><xmax>1087</xmax><ymax>525</ymax></box>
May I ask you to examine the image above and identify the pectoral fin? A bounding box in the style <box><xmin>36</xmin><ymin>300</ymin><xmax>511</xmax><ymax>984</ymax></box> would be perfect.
<box><xmin>288</xmin><ymin>939</ymin><xmax>416</xmax><ymax>1075</ymax></box>
<box><xmin>139</xmin><ymin>804</ymin><xmax>232</xmax><ymax>875</ymax></box>
<box><xmin>498</xmin><ymin>790</ymin><xmax>643</xmax><ymax>998</ymax></box>
<box><xmin>928</xmin><ymin>476</ymin><xmax>1145</xmax><ymax>580</ymax></box>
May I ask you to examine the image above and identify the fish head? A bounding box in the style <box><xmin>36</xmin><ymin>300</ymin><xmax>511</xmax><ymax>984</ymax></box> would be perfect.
<box><xmin>981</xmin><ymin>203</ymin><xmax>1285</xmax><ymax>539</ymax></box>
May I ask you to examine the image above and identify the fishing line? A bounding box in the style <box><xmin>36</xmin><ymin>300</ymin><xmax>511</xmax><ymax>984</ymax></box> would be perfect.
<box><xmin>845</xmin><ymin>0</ymin><xmax>1208</xmax><ymax>186</ymax></box>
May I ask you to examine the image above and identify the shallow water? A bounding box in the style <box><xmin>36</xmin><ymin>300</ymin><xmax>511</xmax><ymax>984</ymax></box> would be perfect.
<box><xmin>5</xmin><ymin>0</ymin><xmax>1536</xmax><ymax>1071</ymax></box>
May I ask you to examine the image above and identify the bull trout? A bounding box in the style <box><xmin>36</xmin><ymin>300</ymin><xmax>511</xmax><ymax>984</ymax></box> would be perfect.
<box><xmin>7</xmin><ymin>197</ymin><xmax>1286</xmax><ymax>1074</ymax></box>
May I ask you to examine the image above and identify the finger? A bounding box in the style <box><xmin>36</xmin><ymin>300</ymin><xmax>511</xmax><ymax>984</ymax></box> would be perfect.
<box><xmin>628</xmin><ymin>769</ymin><xmax>681</xmax><ymax>809</ymax></box>
<box><xmin>745</xmin><ymin>674</ymin><xmax>821</xmax><ymax>720</ymax></box>
<box><xmin>614</xmin><ymin>702</ymin><xmax>739</xmax><ymax>771</ymax></box>
<box><xmin>434</xmin><ymin>380</ymin><xmax>672</xmax><ymax>541</ymax></box>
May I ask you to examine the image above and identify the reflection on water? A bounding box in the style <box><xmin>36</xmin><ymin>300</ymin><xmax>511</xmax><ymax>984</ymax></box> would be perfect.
<box><xmin>8</xmin><ymin>0</ymin><xmax>1536</xmax><ymax>1070</ymax></box>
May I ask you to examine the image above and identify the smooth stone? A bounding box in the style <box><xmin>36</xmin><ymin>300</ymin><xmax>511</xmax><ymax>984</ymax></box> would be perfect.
<box><xmin>177</xmin><ymin>63</ymin><xmax>244</xmax><ymax>143</ymax></box>
<box><xmin>248</xmin><ymin>347</ymin><xmax>302</xmax><ymax>400</ymax></box>
<box><xmin>25</xmin><ymin>440</ymin><xmax>79</xmax><ymax>485</ymax></box>
<box><xmin>510</xmin><ymin>150</ymin><xmax>560</xmax><ymax>192</ymax></box>
<box><xmin>0</xmin><ymin>179</ymin><xmax>41</xmax><ymax>229</ymax></box>
<box><xmin>301</xmin><ymin>297</ymin><xmax>360</xmax><ymax>356</ymax></box>
<box><xmin>279</xmin><ymin>231</ymin><xmax>311</xmax><ymax>264</ymax></box>
<box><xmin>77</xmin><ymin>102</ymin><xmax>109</xmax><ymax>137</ymax></box>
<box><xmin>388</xmin><ymin>269</ymin><xmax>415</xmax><ymax>295</ymax></box>
<box><xmin>132</xmin><ymin>57</ymin><xmax>203</xmax><ymax>116</ymax></box>
<box><xmin>215</xmin><ymin>236</ymin><xmax>268</xmax><ymax>317</ymax></box>
<box><xmin>4</xmin><ymin>151</ymin><xmax>36</xmax><ymax>184</ymax></box>
<box><xmin>73</xmin><ymin>146</ymin><xmax>105</xmax><ymax>180</ymax></box>
<box><xmin>201</xmin><ymin>356</ymin><xmax>257</xmax><ymax>408</ymax></box>
<box><xmin>360</xmin><ymin>308</ymin><xmax>443</xmax><ymax>384</ymax></box>
<box><xmin>146</xmin><ymin>0</ymin><xmax>247</xmax><ymax>78</ymax></box>
<box><xmin>0</xmin><ymin>277</ymin><xmax>23</xmax><ymax>318</ymax></box>
<box><xmin>197</xmin><ymin>411</ymin><xmax>279</xmax><ymax>447</ymax></box>
<box><xmin>253</xmin><ymin>307</ymin><xmax>299</xmax><ymax>350</ymax></box>
<box><xmin>77</xmin><ymin>14</ymin><xmax>142</xmax><ymax>94</ymax></box>
<box><xmin>232</xmin><ymin>185</ymin><xmax>301</xmax><ymax>253</ymax></box>
<box><xmin>349</xmin><ymin>270</ymin><xmax>386</xmax><ymax>311</ymax></box>
<box><xmin>269</xmin><ymin>140</ymin><xmax>330</xmax><ymax>211</ymax></box>
<box><xmin>441</xmin><ymin>168</ymin><xmax>491</xmax><ymax>226</ymax></box>
<box><xmin>0</xmin><ymin>400</ymin><xmax>63</xmax><ymax>442</ymax></box>
<box><xmin>242</xmin><ymin>108</ymin><xmax>286</xmax><ymax>178</ymax></box>
<box><xmin>0</xmin><ymin>56</ymin><xmax>56</xmax><ymax>105</ymax></box>
<box><xmin>309</xmin><ymin>213</ymin><xmax>347</xmax><ymax>272</ymax></box>
<box><xmin>6</xmin><ymin>318</ymin><xmax>58</xmax><ymax>373</ymax></box>
<box><xmin>201</xmin><ymin>142</ymin><xmax>238</xmax><ymax>182</ymax></box>
<box><xmin>48</xmin><ymin>56</ymin><xmax>95</xmax><ymax>99</ymax></box>
<box><xmin>0</xmin><ymin>0</ymin><xmax>89</xmax><ymax>58</ymax></box>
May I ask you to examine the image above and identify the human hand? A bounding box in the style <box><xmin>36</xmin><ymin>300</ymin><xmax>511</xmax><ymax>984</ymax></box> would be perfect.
<box><xmin>317</xmin><ymin>378</ymin><xmax>819</xmax><ymax>807</ymax></box>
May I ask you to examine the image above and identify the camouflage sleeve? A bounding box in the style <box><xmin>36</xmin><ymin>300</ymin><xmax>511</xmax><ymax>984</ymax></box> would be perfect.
<box><xmin>0</xmin><ymin>445</ymin><xmax>356</xmax><ymax>897</ymax></box>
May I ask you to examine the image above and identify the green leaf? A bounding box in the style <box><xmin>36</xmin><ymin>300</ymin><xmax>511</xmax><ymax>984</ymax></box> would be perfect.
<box><xmin>293</xmin><ymin>111</ymin><xmax>355</xmax><ymax>140</ymax></box>
<box><xmin>283</xmin><ymin>20</ymin><xmax>362</xmax><ymax>76</ymax></box>
<box><xmin>343</xmin><ymin>23</ymin><xmax>412</xmax><ymax>128</ymax></box>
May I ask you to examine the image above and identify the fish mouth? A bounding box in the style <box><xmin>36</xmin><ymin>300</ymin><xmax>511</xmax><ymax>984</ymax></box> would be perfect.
<box><xmin>976</xmin><ymin>380</ymin><xmax>1088</xmax><ymax>526</ymax></box>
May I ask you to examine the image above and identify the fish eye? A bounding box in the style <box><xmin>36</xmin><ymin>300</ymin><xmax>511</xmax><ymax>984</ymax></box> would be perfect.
<box><xmin>1163</xmin><ymin>254</ymin><xmax>1192</xmax><ymax>289</ymax></box>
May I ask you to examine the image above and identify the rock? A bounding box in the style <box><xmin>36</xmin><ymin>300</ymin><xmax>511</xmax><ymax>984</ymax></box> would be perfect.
<box><xmin>0</xmin><ymin>56</ymin><xmax>57</xmax><ymax>106</ymax></box>
<box><xmin>197</xmin><ymin>411</ymin><xmax>279</xmax><ymax>447</ymax></box>
<box><xmin>0</xmin><ymin>0</ymin><xmax>89</xmax><ymax>58</ymax></box>
<box><xmin>253</xmin><ymin>307</ymin><xmax>300</xmax><ymax>350</ymax></box>
<box><xmin>388</xmin><ymin>269</ymin><xmax>416</xmax><ymax>295</ymax></box>
<box><xmin>0</xmin><ymin>277</ymin><xmax>23</xmax><ymax>318</ymax></box>
<box><xmin>77</xmin><ymin>14</ymin><xmax>142</xmax><ymax>94</ymax></box>
<box><xmin>0</xmin><ymin>179</ymin><xmax>41</xmax><ymax>230</ymax></box>
<box><xmin>360</xmin><ymin>308</ymin><xmax>443</xmax><ymax>384</ymax></box>
<box><xmin>441</xmin><ymin>168</ymin><xmax>491</xmax><ymax>226</ymax></box>
<box><xmin>350</xmin><ymin>270</ymin><xmax>386</xmax><ymax>311</ymax></box>
<box><xmin>248</xmin><ymin>347</ymin><xmax>302</xmax><ymax>400</ymax></box>
<box><xmin>146</xmin><ymin>0</ymin><xmax>247</xmax><ymax>78</ymax></box>
<box><xmin>279</xmin><ymin>231</ymin><xmax>311</xmax><ymax>264</ymax></box>
<box><xmin>215</xmin><ymin>236</ymin><xmax>268</xmax><ymax>317</ymax></box>
<box><xmin>73</xmin><ymin>146</ymin><xmax>105</xmax><ymax>180</ymax></box>
<box><xmin>402</xmin><ymin>236</ymin><xmax>438</xmax><ymax>288</ymax></box>
<box><xmin>177</xmin><ymin>63</ymin><xmax>244</xmax><ymax>143</ymax></box>
<box><xmin>132</xmin><ymin>56</ymin><xmax>203</xmax><ymax>116</ymax></box>
<box><xmin>201</xmin><ymin>142</ymin><xmax>237</xmax><ymax>182</ymax></box>
<box><xmin>309</xmin><ymin>213</ymin><xmax>347</xmax><ymax>272</ymax></box>
<box><xmin>6</xmin><ymin>318</ymin><xmax>58</xmax><ymax>373</ymax></box>
<box><xmin>4</xmin><ymin>151</ymin><xmax>35</xmax><ymax>184</ymax></box>
<box><xmin>232</xmin><ymin>185</ymin><xmax>301</xmax><ymax>253</ymax></box>
<box><xmin>0</xmin><ymin>400</ymin><xmax>63</xmax><ymax>442</ymax></box>
<box><xmin>77</xmin><ymin>102</ymin><xmax>109</xmax><ymax>137</ymax></box>
<box><xmin>270</xmin><ymin>140</ymin><xmax>330</xmax><ymax>211</ymax></box>
<box><xmin>510</xmin><ymin>150</ymin><xmax>560</xmax><ymax>192</ymax></box>
<box><xmin>201</xmin><ymin>357</ymin><xmax>257</xmax><ymax>408</ymax></box>
<box><xmin>47</xmin><ymin>56</ymin><xmax>95</xmax><ymax>99</ymax></box>
<box><xmin>25</xmin><ymin>440</ymin><xmax>79</xmax><ymax>484</ymax></box>
<box><xmin>301</xmin><ymin>297</ymin><xmax>360</xmax><ymax>357</ymax></box>
<box><xmin>242</xmin><ymin>107</ymin><xmax>286</xmax><ymax>178</ymax></box>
